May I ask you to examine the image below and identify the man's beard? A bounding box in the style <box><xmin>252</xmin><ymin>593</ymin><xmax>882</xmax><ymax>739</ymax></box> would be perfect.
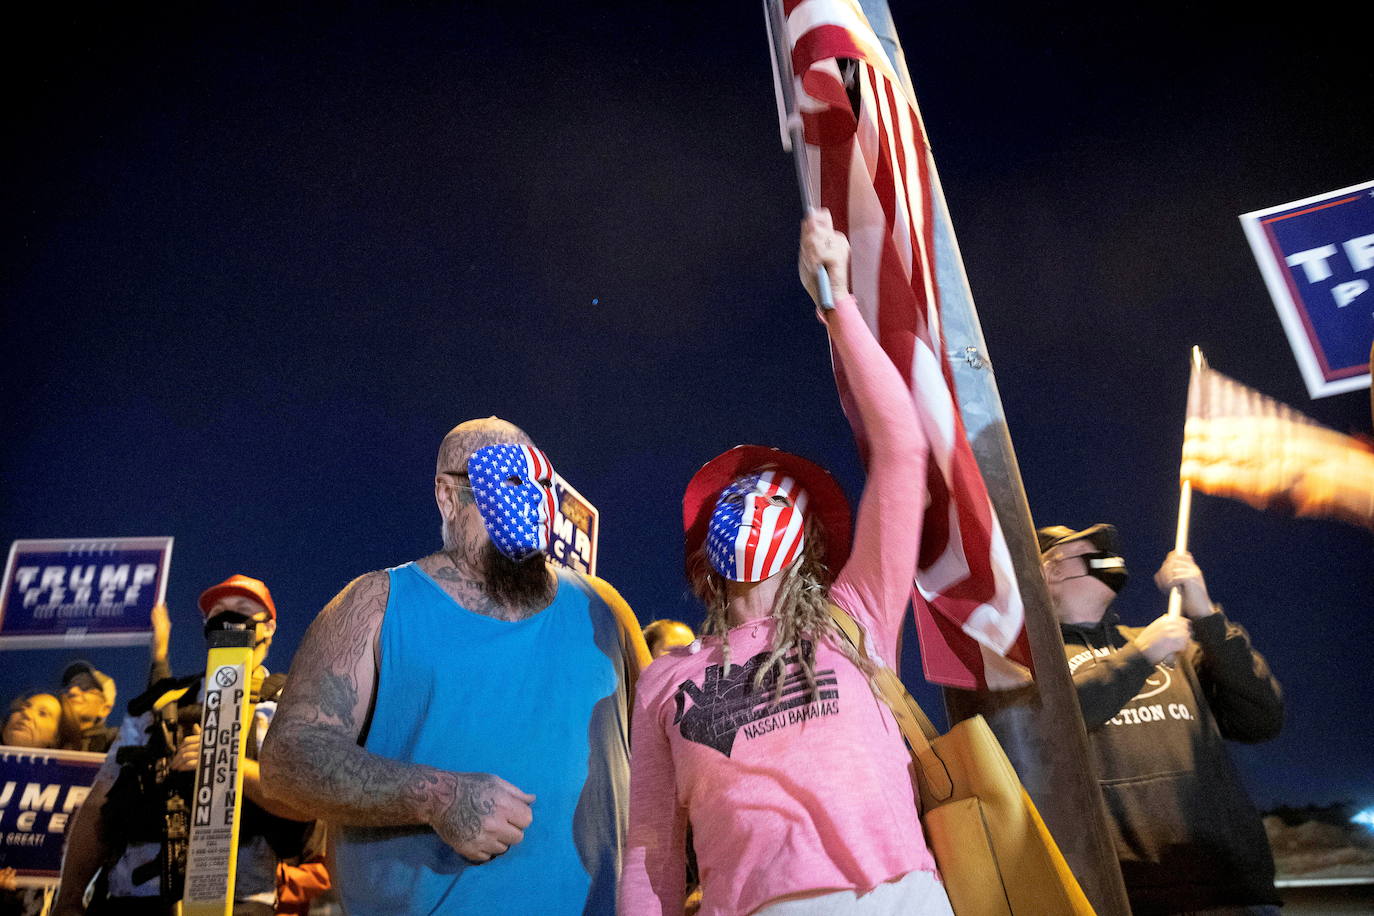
<box><xmin>481</xmin><ymin>542</ymin><xmax>554</xmax><ymax>608</ymax></box>
<box><xmin>443</xmin><ymin>516</ymin><xmax>553</xmax><ymax>609</ymax></box>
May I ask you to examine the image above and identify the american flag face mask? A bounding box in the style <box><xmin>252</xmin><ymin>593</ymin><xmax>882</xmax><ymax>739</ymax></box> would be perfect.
<box><xmin>466</xmin><ymin>444</ymin><xmax>556</xmax><ymax>561</ymax></box>
<box><xmin>705</xmin><ymin>471</ymin><xmax>810</xmax><ymax>582</ymax></box>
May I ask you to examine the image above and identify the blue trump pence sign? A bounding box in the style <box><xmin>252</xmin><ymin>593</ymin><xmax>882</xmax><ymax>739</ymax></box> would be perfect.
<box><xmin>1241</xmin><ymin>180</ymin><xmax>1374</xmax><ymax>399</ymax></box>
<box><xmin>0</xmin><ymin>746</ymin><xmax>104</xmax><ymax>886</ymax></box>
<box><xmin>0</xmin><ymin>537</ymin><xmax>173</xmax><ymax>648</ymax></box>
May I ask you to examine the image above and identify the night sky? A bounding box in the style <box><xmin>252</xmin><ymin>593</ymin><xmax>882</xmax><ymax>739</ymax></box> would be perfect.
<box><xmin>3</xmin><ymin>2</ymin><xmax>1371</xmax><ymax>812</ymax></box>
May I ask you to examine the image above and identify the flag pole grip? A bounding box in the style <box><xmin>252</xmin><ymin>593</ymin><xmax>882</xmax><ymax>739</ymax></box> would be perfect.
<box><xmin>788</xmin><ymin>125</ymin><xmax>833</xmax><ymax>310</ymax></box>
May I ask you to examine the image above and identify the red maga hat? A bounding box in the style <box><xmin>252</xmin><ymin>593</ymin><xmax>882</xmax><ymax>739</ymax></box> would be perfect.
<box><xmin>682</xmin><ymin>445</ymin><xmax>852</xmax><ymax>580</ymax></box>
<box><xmin>197</xmin><ymin>574</ymin><xmax>277</xmax><ymax>621</ymax></box>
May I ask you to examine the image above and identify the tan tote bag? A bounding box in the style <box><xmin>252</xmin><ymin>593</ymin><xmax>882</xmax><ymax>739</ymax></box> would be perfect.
<box><xmin>828</xmin><ymin>604</ymin><xmax>1096</xmax><ymax>916</ymax></box>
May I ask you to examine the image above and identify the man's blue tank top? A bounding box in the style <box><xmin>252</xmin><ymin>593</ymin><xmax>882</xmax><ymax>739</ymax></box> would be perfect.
<box><xmin>334</xmin><ymin>562</ymin><xmax>634</xmax><ymax>915</ymax></box>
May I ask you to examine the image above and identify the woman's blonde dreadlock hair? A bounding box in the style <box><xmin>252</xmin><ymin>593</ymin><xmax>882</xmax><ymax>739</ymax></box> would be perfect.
<box><xmin>691</xmin><ymin>513</ymin><xmax>877</xmax><ymax>703</ymax></box>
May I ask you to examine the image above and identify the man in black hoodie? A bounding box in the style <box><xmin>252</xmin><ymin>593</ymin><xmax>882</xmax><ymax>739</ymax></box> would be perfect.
<box><xmin>1039</xmin><ymin>524</ymin><xmax>1284</xmax><ymax>916</ymax></box>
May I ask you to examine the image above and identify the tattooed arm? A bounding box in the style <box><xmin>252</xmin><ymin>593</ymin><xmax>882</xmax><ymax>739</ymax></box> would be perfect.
<box><xmin>259</xmin><ymin>571</ymin><xmax>535</xmax><ymax>862</ymax></box>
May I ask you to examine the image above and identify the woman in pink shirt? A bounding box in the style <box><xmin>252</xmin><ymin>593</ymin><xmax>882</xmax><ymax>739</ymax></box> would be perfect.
<box><xmin>620</xmin><ymin>213</ymin><xmax>953</xmax><ymax>915</ymax></box>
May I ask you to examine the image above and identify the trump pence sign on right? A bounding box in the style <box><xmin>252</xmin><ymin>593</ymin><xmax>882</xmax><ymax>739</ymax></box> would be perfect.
<box><xmin>1240</xmin><ymin>179</ymin><xmax>1374</xmax><ymax>399</ymax></box>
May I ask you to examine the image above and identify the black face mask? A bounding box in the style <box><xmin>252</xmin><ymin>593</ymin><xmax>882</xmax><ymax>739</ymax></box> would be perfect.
<box><xmin>1079</xmin><ymin>551</ymin><xmax>1129</xmax><ymax>594</ymax></box>
<box><xmin>203</xmin><ymin>610</ymin><xmax>256</xmax><ymax>638</ymax></box>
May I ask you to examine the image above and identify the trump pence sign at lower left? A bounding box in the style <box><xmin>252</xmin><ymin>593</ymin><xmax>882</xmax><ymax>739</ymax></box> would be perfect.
<box><xmin>0</xmin><ymin>746</ymin><xmax>105</xmax><ymax>886</ymax></box>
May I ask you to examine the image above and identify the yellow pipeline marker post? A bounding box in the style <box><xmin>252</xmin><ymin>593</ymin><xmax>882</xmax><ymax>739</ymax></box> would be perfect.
<box><xmin>182</xmin><ymin>628</ymin><xmax>255</xmax><ymax>916</ymax></box>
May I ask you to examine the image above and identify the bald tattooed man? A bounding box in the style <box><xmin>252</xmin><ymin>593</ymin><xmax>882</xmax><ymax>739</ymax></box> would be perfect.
<box><xmin>262</xmin><ymin>417</ymin><xmax>649</xmax><ymax>915</ymax></box>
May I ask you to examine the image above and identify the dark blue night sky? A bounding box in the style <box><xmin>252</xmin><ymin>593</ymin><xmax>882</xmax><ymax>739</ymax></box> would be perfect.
<box><xmin>3</xmin><ymin>2</ymin><xmax>1371</xmax><ymax>812</ymax></box>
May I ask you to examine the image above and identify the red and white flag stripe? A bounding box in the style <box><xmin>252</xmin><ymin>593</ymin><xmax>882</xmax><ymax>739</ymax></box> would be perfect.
<box><xmin>520</xmin><ymin>445</ymin><xmax>556</xmax><ymax>549</ymax></box>
<box><xmin>520</xmin><ymin>445</ymin><xmax>552</xmax><ymax>483</ymax></box>
<box><xmin>780</xmin><ymin>0</ymin><xmax>1032</xmax><ymax>688</ymax></box>
<box><xmin>735</xmin><ymin>472</ymin><xmax>809</xmax><ymax>581</ymax></box>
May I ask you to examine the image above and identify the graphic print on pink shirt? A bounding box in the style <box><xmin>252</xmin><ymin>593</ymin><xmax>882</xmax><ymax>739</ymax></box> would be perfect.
<box><xmin>672</xmin><ymin>642</ymin><xmax>840</xmax><ymax>757</ymax></box>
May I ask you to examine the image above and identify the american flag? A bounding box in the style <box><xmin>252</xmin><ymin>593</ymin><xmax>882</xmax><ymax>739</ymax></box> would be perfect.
<box><xmin>776</xmin><ymin>0</ymin><xmax>1031</xmax><ymax>688</ymax></box>
<box><xmin>1182</xmin><ymin>358</ymin><xmax>1374</xmax><ymax>530</ymax></box>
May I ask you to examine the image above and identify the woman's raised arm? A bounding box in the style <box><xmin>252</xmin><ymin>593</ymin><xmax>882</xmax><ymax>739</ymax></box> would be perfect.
<box><xmin>800</xmin><ymin>210</ymin><xmax>926</xmax><ymax>665</ymax></box>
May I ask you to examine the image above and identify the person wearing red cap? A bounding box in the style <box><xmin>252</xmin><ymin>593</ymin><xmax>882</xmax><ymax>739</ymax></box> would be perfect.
<box><xmin>54</xmin><ymin>574</ymin><xmax>312</xmax><ymax>916</ymax></box>
<box><xmin>194</xmin><ymin>574</ymin><xmax>279</xmax><ymax>689</ymax></box>
<box><xmin>260</xmin><ymin>415</ymin><xmax>649</xmax><ymax>914</ymax></box>
<box><xmin>620</xmin><ymin>213</ymin><xmax>952</xmax><ymax>916</ymax></box>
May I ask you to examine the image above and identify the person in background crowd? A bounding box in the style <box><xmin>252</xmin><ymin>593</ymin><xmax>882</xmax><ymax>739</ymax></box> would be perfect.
<box><xmin>642</xmin><ymin>619</ymin><xmax>695</xmax><ymax>659</ymax></box>
<box><xmin>3</xmin><ymin>694</ymin><xmax>80</xmax><ymax>915</ymax></box>
<box><xmin>620</xmin><ymin>213</ymin><xmax>952</xmax><ymax>915</ymax></box>
<box><xmin>640</xmin><ymin>622</ymin><xmax>704</xmax><ymax>912</ymax></box>
<box><xmin>148</xmin><ymin>601</ymin><xmax>172</xmax><ymax>686</ymax></box>
<box><xmin>58</xmin><ymin>662</ymin><xmax>116</xmax><ymax>753</ymax></box>
<box><xmin>1039</xmin><ymin>524</ymin><xmax>1284</xmax><ymax>916</ymax></box>
<box><xmin>0</xmin><ymin>865</ymin><xmax>45</xmax><ymax>916</ymax></box>
<box><xmin>54</xmin><ymin>574</ymin><xmax>313</xmax><ymax>916</ymax></box>
<box><xmin>273</xmin><ymin>822</ymin><xmax>332</xmax><ymax>916</ymax></box>
<box><xmin>2</xmin><ymin>691</ymin><xmax>63</xmax><ymax>749</ymax></box>
<box><xmin>639</xmin><ymin>619</ymin><xmax>704</xmax><ymax>913</ymax></box>
<box><xmin>262</xmin><ymin>417</ymin><xmax>650</xmax><ymax>914</ymax></box>
<box><xmin>3</xmin><ymin>693</ymin><xmax>66</xmax><ymax>914</ymax></box>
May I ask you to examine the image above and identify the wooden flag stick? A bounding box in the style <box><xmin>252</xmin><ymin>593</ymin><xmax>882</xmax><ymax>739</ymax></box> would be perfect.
<box><xmin>1166</xmin><ymin>479</ymin><xmax>1193</xmax><ymax>618</ymax></box>
<box><xmin>1168</xmin><ymin>346</ymin><xmax>1205</xmax><ymax>617</ymax></box>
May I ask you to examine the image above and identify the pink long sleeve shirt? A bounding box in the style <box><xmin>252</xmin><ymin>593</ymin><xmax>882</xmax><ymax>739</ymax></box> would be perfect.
<box><xmin>620</xmin><ymin>294</ymin><xmax>935</xmax><ymax>915</ymax></box>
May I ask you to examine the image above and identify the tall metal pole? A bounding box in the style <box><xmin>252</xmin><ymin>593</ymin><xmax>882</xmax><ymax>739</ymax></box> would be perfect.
<box><xmin>856</xmin><ymin>2</ymin><xmax>1131</xmax><ymax>912</ymax></box>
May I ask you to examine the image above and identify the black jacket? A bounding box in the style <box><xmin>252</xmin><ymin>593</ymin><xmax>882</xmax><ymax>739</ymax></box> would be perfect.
<box><xmin>1061</xmin><ymin>608</ymin><xmax>1283</xmax><ymax>914</ymax></box>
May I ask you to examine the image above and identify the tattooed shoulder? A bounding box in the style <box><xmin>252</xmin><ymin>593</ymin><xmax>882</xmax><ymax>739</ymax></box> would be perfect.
<box><xmin>318</xmin><ymin>572</ymin><xmax>390</xmax><ymax>648</ymax></box>
<box><xmin>277</xmin><ymin>571</ymin><xmax>389</xmax><ymax>731</ymax></box>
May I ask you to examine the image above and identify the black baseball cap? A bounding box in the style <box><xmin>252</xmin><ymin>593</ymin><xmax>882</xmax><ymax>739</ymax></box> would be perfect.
<box><xmin>61</xmin><ymin>661</ymin><xmax>117</xmax><ymax>707</ymax></box>
<box><xmin>1036</xmin><ymin>523</ymin><xmax>1120</xmax><ymax>556</ymax></box>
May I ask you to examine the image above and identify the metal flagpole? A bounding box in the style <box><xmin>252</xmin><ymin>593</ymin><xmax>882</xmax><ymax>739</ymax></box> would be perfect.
<box><xmin>763</xmin><ymin>0</ymin><xmax>834</xmax><ymax>311</ymax></box>
<box><xmin>854</xmin><ymin>2</ymin><xmax>1131</xmax><ymax>911</ymax></box>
